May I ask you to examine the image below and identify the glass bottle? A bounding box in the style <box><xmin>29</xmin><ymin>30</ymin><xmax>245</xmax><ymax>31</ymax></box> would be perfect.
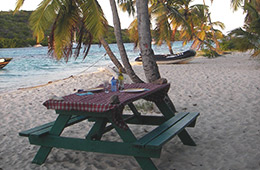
<box><xmin>118</xmin><ymin>69</ymin><xmax>124</xmax><ymax>91</ymax></box>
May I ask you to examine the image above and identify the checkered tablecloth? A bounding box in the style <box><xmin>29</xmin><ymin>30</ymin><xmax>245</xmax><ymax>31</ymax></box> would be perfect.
<box><xmin>43</xmin><ymin>83</ymin><xmax>170</xmax><ymax>129</ymax></box>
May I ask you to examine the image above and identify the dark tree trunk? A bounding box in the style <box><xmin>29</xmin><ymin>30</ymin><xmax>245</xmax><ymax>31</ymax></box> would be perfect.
<box><xmin>99</xmin><ymin>37</ymin><xmax>126</xmax><ymax>73</ymax></box>
<box><xmin>109</xmin><ymin>0</ymin><xmax>143</xmax><ymax>83</ymax></box>
<box><xmin>136</xmin><ymin>0</ymin><xmax>160</xmax><ymax>82</ymax></box>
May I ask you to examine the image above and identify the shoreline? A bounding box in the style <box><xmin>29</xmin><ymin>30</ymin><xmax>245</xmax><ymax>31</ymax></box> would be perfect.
<box><xmin>1</xmin><ymin>51</ymin><xmax>260</xmax><ymax>170</ymax></box>
<box><xmin>0</xmin><ymin>65</ymin><xmax>116</xmax><ymax>95</ymax></box>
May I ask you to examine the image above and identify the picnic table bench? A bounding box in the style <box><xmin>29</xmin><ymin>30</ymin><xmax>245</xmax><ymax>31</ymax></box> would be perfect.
<box><xmin>19</xmin><ymin>83</ymin><xmax>199</xmax><ymax>170</ymax></box>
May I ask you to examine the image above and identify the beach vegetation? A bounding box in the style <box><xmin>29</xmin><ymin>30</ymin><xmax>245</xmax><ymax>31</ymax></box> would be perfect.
<box><xmin>0</xmin><ymin>10</ymin><xmax>39</xmax><ymax>48</ymax></box>
<box><xmin>109</xmin><ymin>0</ymin><xmax>143</xmax><ymax>82</ymax></box>
<box><xmin>122</xmin><ymin>0</ymin><xmax>225</xmax><ymax>58</ymax></box>
<box><xmin>221</xmin><ymin>0</ymin><xmax>260</xmax><ymax>57</ymax></box>
<box><xmin>124</xmin><ymin>100</ymin><xmax>154</xmax><ymax>112</ymax></box>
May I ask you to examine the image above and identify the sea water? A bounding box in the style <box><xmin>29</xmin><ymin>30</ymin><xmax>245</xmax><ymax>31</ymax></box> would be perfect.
<box><xmin>0</xmin><ymin>42</ymin><xmax>192</xmax><ymax>92</ymax></box>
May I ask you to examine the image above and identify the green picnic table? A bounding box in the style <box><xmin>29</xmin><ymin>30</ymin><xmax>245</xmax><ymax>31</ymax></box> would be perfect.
<box><xmin>19</xmin><ymin>83</ymin><xmax>199</xmax><ymax>170</ymax></box>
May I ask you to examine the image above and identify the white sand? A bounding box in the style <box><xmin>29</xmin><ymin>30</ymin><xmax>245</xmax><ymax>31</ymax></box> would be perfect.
<box><xmin>0</xmin><ymin>52</ymin><xmax>260</xmax><ymax>170</ymax></box>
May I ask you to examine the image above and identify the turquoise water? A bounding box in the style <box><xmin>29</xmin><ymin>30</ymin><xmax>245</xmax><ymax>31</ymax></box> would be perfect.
<box><xmin>0</xmin><ymin>42</ymin><xmax>191</xmax><ymax>92</ymax></box>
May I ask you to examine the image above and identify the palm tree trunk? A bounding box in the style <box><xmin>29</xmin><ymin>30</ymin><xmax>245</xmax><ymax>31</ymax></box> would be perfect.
<box><xmin>109</xmin><ymin>0</ymin><xmax>143</xmax><ymax>83</ymax></box>
<box><xmin>136</xmin><ymin>0</ymin><xmax>160</xmax><ymax>83</ymax></box>
<box><xmin>167</xmin><ymin>42</ymin><xmax>174</xmax><ymax>55</ymax></box>
<box><xmin>99</xmin><ymin>37</ymin><xmax>126</xmax><ymax>73</ymax></box>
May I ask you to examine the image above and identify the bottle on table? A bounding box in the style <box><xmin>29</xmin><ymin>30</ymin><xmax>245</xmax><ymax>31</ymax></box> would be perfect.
<box><xmin>118</xmin><ymin>69</ymin><xmax>124</xmax><ymax>91</ymax></box>
<box><xmin>111</xmin><ymin>77</ymin><xmax>117</xmax><ymax>92</ymax></box>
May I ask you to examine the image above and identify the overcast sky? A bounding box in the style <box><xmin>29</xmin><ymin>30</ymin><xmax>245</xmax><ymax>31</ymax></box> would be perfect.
<box><xmin>0</xmin><ymin>0</ymin><xmax>245</xmax><ymax>34</ymax></box>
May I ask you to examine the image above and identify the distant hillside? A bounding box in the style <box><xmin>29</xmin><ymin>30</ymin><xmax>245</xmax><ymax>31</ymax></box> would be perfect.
<box><xmin>0</xmin><ymin>11</ymin><xmax>131</xmax><ymax>48</ymax></box>
<box><xmin>0</xmin><ymin>11</ymin><xmax>37</xmax><ymax>48</ymax></box>
<box><xmin>0</xmin><ymin>11</ymin><xmax>32</xmax><ymax>39</ymax></box>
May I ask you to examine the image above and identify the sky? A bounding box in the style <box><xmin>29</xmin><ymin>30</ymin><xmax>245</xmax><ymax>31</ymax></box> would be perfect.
<box><xmin>0</xmin><ymin>0</ymin><xmax>245</xmax><ymax>34</ymax></box>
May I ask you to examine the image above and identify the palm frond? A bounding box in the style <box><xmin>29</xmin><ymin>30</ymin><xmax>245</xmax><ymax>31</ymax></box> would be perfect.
<box><xmin>14</xmin><ymin>0</ymin><xmax>25</xmax><ymax>14</ymax></box>
<box><xmin>229</xmin><ymin>27</ymin><xmax>259</xmax><ymax>53</ymax></box>
<box><xmin>81</xmin><ymin>0</ymin><xmax>108</xmax><ymax>40</ymax></box>
<box><xmin>231</xmin><ymin>0</ymin><xmax>243</xmax><ymax>11</ymax></box>
<box><xmin>211</xmin><ymin>21</ymin><xmax>225</xmax><ymax>30</ymax></box>
<box><xmin>128</xmin><ymin>19</ymin><xmax>139</xmax><ymax>48</ymax></box>
<box><xmin>167</xmin><ymin>5</ymin><xmax>192</xmax><ymax>34</ymax></box>
<box><xmin>48</xmin><ymin>0</ymin><xmax>80</xmax><ymax>60</ymax></box>
<box><xmin>29</xmin><ymin>0</ymin><xmax>58</xmax><ymax>43</ymax></box>
<box><xmin>118</xmin><ymin>0</ymin><xmax>136</xmax><ymax>16</ymax></box>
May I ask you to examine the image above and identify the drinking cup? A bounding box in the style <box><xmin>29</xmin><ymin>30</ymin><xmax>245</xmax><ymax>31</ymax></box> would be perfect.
<box><xmin>104</xmin><ymin>80</ymin><xmax>109</xmax><ymax>93</ymax></box>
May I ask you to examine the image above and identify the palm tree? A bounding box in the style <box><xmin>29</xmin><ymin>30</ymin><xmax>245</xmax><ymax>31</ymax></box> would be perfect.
<box><xmin>15</xmin><ymin>0</ymin><xmax>127</xmax><ymax>72</ymax></box>
<box><xmin>121</xmin><ymin>0</ymin><xmax>185</xmax><ymax>54</ymax></box>
<box><xmin>228</xmin><ymin>1</ymin><xmax>260</xmax><ymax>57</ymax></box>
<box><xmin>202</xmin><ymin>0</ymin><xmax>222</xmax><ymax>54</ymax></box>
<box><xmin>231</xmin><ymin>0</ymin><xmax>260</xmax><ymax>22</ymax></box>
<box><xmin>124</xmin><ymin>0</ymin><xmax>224</xmax><ymax>56</ymax></box>
<box><xmin>151</xmin><ymin>1</ymin><xmax>181</xmax><ymax>55</ymax></box>
<box><xmin>231</xmin><ymin>0</ymin><xmax>260</xmax><ymax>11</ymax></box>
<box><xmin>188</xmin><ymin>4</ymin><xmax>224</xmax><ymax>52</ymax></box>
<box><xmin>169</xmin><ymin>0</ymin><xmax>224</xmax><ymax>56</ymax></box>
<box><xmin>136</xmin><ymin>0</ymin><xmax>160</xmax><ymax>82</ymax></box>
<box><xmin>109</xmin><ymin>0</ymin><xmax>143</xmax><ymax>83</ymax></box>
<box><xmin>99</xmin><ymin>37</ymin><xmax>126</xmax><ymax>73</ymax></box>
<box><xmin>118</xmin><ymin>0</ymin><xmax>161</xmax><ymax>82</ymax></box>
<box><xmin>16</xmin><ymin>0</ymin><xmax>161</xmax><ymax>83</ymax></box>
<box><xmin>136</xmin><ymin>0</ymin><xmax>177</xmax><ymax>113</ymax></box>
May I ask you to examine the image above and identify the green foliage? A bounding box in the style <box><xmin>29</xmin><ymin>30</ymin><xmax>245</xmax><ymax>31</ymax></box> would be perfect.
<box><xmin>201</xmin><ymin>48</ymin><xmax>221</xmax><ymax>58</ymax></box>
<box><xmin>93</xmin><ymin>26</ymin><xmax>131</xmax><ymax>44</ymax></box>
<box><xmin>0</xmin><ymin>10</ymin><xmax>47</xmax><ymax>48</ymax></box>
<box><xmin>221</xmin><ymin>2</ymin><xmax>260</xmax><ymax>57</ymax></box>
<box><xmin>220</xmin><ymin>37</ymin><xmax>236</xmax><ymax>51</ymax></box>
<box><xmin>0</xmin><ymin>11</ymin><xmax>32</xmax><ymax>40</ymax></box>
<box><xmin>124</xmin><ymin>100</ymin><xmax>154</xmax><ymax>112</ymax></box>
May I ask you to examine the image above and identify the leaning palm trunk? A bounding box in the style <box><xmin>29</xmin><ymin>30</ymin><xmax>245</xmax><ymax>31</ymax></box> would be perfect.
<box><xmin>167</xmin><ymin>42</ymin><xmax>174</xmax><ymax>55</ymax></box>
<box><xmin>136</xmin><ymin>0</ymin><xmax>160</xmax><ymax>83</ymax></box>
<box><xmin>99</xmin><ymin>37</ymin><xmax>126</xmax><ymax>73</ymax></box>
<box><xmin>109</xmin><ymin>0</ymin><xmax>143</xmax><ymax>83</ymax></box>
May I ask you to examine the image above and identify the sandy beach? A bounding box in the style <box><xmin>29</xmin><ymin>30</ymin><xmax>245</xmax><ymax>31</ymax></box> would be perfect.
<box><xmin>0</xmin><ymin>51</ymin><xmax>260</xmax><ymax>170</ymax></box>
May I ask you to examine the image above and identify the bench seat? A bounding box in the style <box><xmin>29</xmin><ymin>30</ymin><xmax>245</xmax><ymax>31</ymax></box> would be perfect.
<box><xmin>134</xmin><ymin>112</ymin><xmax>199</xmax><ymax>149</ymax></box>
<box><xmin>19</xmin><ymin>115</ymin><xmax>89</xmax><ymax>137</ymax></box>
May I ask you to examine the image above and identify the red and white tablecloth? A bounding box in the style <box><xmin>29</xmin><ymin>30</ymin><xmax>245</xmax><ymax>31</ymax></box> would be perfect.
<box><xmin>43</xmin><ymin>83</ymin><xmax>170</xmax><ymax>129</ymax></box>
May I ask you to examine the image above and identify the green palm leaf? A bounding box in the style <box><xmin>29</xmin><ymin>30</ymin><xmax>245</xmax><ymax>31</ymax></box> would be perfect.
<box><xmin>14</xmin><ymin>0</ymin><xmax>25</xmax><ymax>13</ymax></box>
<box><xmin>81</xmin><ymin>0</ymin><xmax>107</xmax><ymax>40</ymax></box>
<box><xmin>231</xmin><ymin>0</ymin><xmax>243</xmax><ymax>11</ymax></box>
<box><xmin>29</xmin><ymin>0</ymin><xmax>59</xmax><ymax>43</ymax></box>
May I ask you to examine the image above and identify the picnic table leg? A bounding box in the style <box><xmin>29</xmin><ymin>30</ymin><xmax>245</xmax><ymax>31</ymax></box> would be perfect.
<box><xmin>155</xmin><ymin>100</ymin><xmax>196</xmax><ymax>146</ymax></box>
<box><xmin>128</xmin><ymin>103</ymin><xmax>141</xmax><ymax>116</ymax></box>
<box><xmin>111</xmin><ymin>123</ymin><xmax>157</xmax><ymax>170</ymax></box>
<box><xmin>155</xmin><ymin>100</ymin><xmax>175</xmax><ymax>119</ymax></box>
<box><xmin>31</xmin><ymin>114</ymin><xmax>72</xmax><ymax>164</ymax></box>
<box><xmin>177</xmin><ymin>129</ymin><xmax>196</xmax><ymax>146</ymax></box>
<box><xmin>86</xmin><ymin>118</ymin><xmax>108</xmax><ymax>140</ymax></box>
<box><xmin>164</xmin><ymin>94</ymin><xmax>177</xmax><ymax>113</ymax></box>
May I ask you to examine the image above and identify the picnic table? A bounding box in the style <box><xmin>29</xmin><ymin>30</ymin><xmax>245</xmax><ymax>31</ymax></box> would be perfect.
<box><xmin>19</xmin><ymin>83</ymin><xmax>199</xmax><ymax>170</ymax></box>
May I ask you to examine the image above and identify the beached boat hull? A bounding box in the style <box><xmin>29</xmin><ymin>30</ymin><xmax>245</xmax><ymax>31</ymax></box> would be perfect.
<box><xmin>135</xmin><ymin>49</ymin><xmax>196</xmax><ymax>64</ymax></box>
<box><xmin>0</xmin><ymin>58</ymin><xmax>12</xmax><ymax>69</ymax></box>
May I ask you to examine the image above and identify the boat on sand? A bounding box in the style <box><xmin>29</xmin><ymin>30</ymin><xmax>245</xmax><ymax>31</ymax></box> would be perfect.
<box><xmin>135</xmin><ymin>49</ymin><xmax>196</xmax><ymax>64</ymax></box>
<box><xmin>0</xmin><ymin>58</ymin><xmax>12</xmax><ymax>69</ymax></box>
